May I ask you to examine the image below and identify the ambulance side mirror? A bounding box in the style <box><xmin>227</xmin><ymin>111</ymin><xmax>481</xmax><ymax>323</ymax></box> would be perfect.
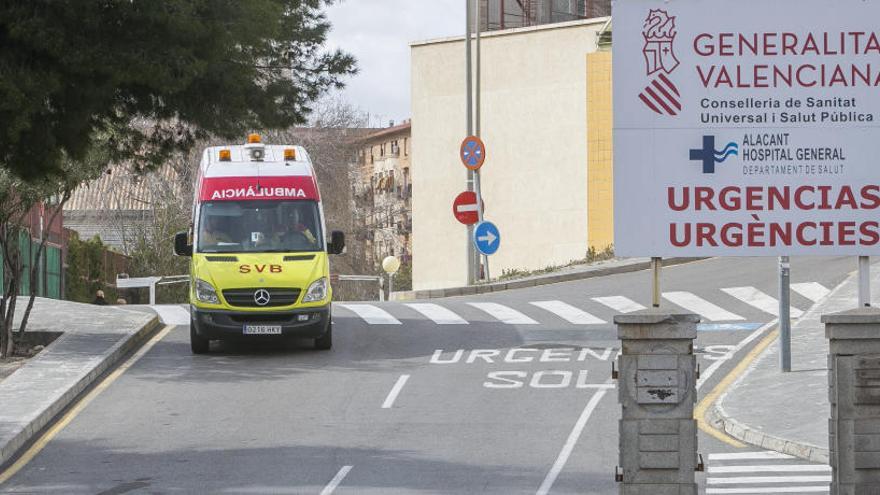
<box><xmin>328</xmin><ymin>231</ymin><xmax>346</xmax><ymax>255</ymax></box>
<box><xmin>174</xmin><ymin>231</ymin><xmax>192</xmax><ymax>257</ymax></box>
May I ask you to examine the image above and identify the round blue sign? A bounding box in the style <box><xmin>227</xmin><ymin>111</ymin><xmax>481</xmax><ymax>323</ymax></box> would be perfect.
<box><xmin>473</xmin><ymin>221</ymin><xmax>500</xmax><ymax>256</ymax></box>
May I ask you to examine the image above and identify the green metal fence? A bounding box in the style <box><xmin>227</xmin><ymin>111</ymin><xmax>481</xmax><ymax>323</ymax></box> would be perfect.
<box><xmin>45</xmin><ymin>246</ymin><xmax>62</xmax><ymax>299</ymax></box>
<box><xmin>0</xmin><ymin>232</ymin><xmax>63</xmax><ymax>300</ymax></box>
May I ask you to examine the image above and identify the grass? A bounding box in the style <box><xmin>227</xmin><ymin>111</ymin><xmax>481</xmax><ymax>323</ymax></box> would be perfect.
<box><xmin>494</xmin><ymin>245</ymin><xmax>615</xmax><ymax>283</ymax></box>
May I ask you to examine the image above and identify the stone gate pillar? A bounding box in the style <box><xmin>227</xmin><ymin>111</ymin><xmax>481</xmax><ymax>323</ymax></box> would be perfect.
<box><xmin>615</xmin><ymin>310</ymin><xmax>700</xmax><ymax>495</ymax></box>
<box><xmin>823</xmin><ymin>308</ymin><xmax>880</xmax><ymax>495</ymax></box>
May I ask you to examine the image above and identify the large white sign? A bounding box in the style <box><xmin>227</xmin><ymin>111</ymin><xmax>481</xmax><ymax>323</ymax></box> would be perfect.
<box><xmin>614</xmin><ymin>0</ymin><xmax>880</xmax><ymax>256</ymax></box>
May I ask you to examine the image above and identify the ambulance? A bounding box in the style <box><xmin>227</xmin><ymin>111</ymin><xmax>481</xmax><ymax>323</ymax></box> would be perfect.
<box><xmin>174</xmin><ymin>134</ymin><xmax>344</xmax><ymax>354</ymax></box>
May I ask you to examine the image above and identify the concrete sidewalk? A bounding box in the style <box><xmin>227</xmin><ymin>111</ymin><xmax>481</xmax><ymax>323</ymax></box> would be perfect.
<box><xmin>0</xmin><ymin>298</ymin><xmax>160</xmax><ymax>465</ymax></box>
<box><xmin>391</xmin><ymin>257</ymin><xmax>704</xmax><ymax>300</ymax></box>
<box><xmin>708</xmin><ymin>267</ymin><xmax>879</xmax><ymax>463</ymax></box>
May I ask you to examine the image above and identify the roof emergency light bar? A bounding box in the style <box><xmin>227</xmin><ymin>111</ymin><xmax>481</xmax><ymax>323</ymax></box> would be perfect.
<box><xmin>244</xmin><ymin>133</ymin><xmax>265</xmax><ymax>162</ymax></box>
<box><xmin>216</xmin><ymin>135</ymin><xmax>298</xmax><ymax>163</ymax></box>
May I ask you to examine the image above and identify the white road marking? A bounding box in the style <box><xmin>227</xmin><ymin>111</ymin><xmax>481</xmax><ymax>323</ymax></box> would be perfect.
<box><xmin>591</xmin><ymin>296</ymin><xmax>645</xmax><ymax>314</ymax></box>
<box><xmin>709</xmin><ymin>451</ymin><xmax>795</xmax><ymax>461</ymax></box>
<box><xmin>708</xmin><ymin>475</ymin><xmax>832</xmax><ymax>484</ymax></box>
<box><xmin>405</xmin><ymin>303</ymin><xmax>468</xmax><ymax>325</ymax></box>
<box><xmin>338</xmin><ymin>304</ymin><xmax>401</xmax><ymax>325</ymax></box>
<box><xmin>536</xmin><ymin>384</ymin><xmax>610</xmax><ymax>495</ymax></box>
<box><xmin>697</xmin><ymin>320</ymin><xmax>777</xmax><ymax>390</ymax></box>
<box><xmin>791</xmin><ymin>282</ymin><xmax>831</xmax><ymax>302</ymax></box>
<box><xmin>529</xmin><ymin>301</ymin><xmax>606</xmax><ymax>325</ymax></box>
<box><xmin>319</xmin><ymin>465</ymin><xmax>353</xmax><ymax>495</ymax></box>
<box><xmin>663</xmin><ymin>291</ymin><xmax>745</xmax><ymax>321</ymax></box>
<box><xmin>381</xmin><ymin>375</ymin><xmax>410</xmax><ymax>409</ymax></box>
<box><xmin>722</xmin><ymin>286</ymin><xmax>804</xmax><ymax>318</ymax></box>
<box><xmin>467</xmin><ymin>302</ymin><xmax>539</xmax><ymax>325</ymax></box>
<box><xmin>709</xmin><ymin>464</ymin><xmax>831</xmax><ymax>474</ymax></box>
<box><xmin>706</xmin><ymin>487</ymin><xmax>828</xmax><ymax>494</ymax></box>
<box><xmin>150</xmin><ymin>305</ymin><xmax>190</xmax><ymax>326</ymax></box>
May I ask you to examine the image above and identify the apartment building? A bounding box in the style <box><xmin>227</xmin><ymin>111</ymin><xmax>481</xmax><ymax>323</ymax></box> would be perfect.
<box><xmin>351</xmin><ymin>121</ymin><xmax>413</xmax><ymax>269</ymax></box>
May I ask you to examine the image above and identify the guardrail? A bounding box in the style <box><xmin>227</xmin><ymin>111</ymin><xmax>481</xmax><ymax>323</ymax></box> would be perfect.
<box><xmin>116</xmin><ymin>275</ymin><xmax>189</xmax><ymax>304</ymax></box>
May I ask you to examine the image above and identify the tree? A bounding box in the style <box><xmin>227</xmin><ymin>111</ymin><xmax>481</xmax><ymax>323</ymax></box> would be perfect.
<box><xmin>0</xmin><ymin>148</ymin><xmax>107</xmax><ymax>356</ymax></box>
<box><xmin>0</xmin><ymin>0</ymin><xmax>355</xmax><ymax>180</ymax></box>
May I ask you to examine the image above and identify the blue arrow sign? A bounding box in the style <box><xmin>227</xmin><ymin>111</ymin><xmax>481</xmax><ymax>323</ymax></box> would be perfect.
<box><xmin>474</xmin><ymin>221</ymin><xmax>500</xmax><ymax>256</ymax></box>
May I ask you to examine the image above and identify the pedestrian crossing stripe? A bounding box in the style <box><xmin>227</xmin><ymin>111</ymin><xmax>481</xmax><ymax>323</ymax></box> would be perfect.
<box><xmin>467</xmin><ymin>302</ymin><xmax>539</xmax><ymax>325</ymax></box>
<box><xmin>591</xmin><ymin>296</ymin><xmax>645</xmax><ymax>314</ymax></box>
<box><xmin>325</xmin><ymin>282</ymin><xmax>829</xmax><ymax>327</ymax></box>
<box><xmin>791</xmin><ymin>282</ymin><xmax>831</xmax><ymax>302</ymax></box>
<box><xmin>529</xmin><ymin>301</ymin><xmax>605</xmax><ymax>325</ymax></box>
<box><xmin>722</xmin><ymin>286</ymin><xmax>805</xmax><ymax>318</ymax></box>
<box><xmin>706</xmin><ymin>451</ymin><xmax>830</xmax><ymax>495</ymax></box>
<box><xmin>698</xmin><ymin>323</ymin><xmax>763</xmax><ymax>332</ymax></box>
<box><xmin>337</xmin><ymin>304</ymin><xmax>401</xmax><ymax>325</ymax></box>
<box><xmin>404</xmin><ymin>303</ymin><xmax>468</xmax><ymax>325</ymax></box>
<box><xmin>663</xmin><ymin>291</ymin><xmax>744</xmax><ymax>321</ymax></box>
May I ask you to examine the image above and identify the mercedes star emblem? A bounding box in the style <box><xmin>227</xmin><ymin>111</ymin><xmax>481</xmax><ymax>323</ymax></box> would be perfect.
<box><xmin>253</xmin><ymin>289</ymin><xmax>271</xmax><ymax>306</ymax></box>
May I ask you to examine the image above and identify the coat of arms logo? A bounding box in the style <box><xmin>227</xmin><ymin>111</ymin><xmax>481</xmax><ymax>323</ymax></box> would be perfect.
<box><xmin>639</xmin><ymin>9</ymin><xmax>682</xmax><ymax>116</ymax></box>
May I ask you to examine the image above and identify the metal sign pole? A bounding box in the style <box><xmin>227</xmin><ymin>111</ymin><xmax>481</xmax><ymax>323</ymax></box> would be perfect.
<box><xmin>475</xmin><ymin>0</ymin><xmax>490</xmax><ymax>282</ymax></box>
<box><xmin>465</xmin><ymin>0</ymin><xmax>476</xmax><ymax>285</ymax></box>
<box><xmin>651</xmin><ymin>257</ymin><xmax>662</xmax><ymax>308</ymax></box>
<box><xmin>859</xmin><ymin>255</ymin><xmax>871</xmax><ymax>307</ymax></box>
<box><xmin>779</xmin><ymin>256</ymin><xmax>791</xmax><ymax>372</ymax></box>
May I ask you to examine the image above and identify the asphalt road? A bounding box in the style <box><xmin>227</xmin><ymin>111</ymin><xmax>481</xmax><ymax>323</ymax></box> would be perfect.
<box><xmin>0</xmin><ymin>256</ymin><xmax>853</xmax><ymax>494</ymax></box>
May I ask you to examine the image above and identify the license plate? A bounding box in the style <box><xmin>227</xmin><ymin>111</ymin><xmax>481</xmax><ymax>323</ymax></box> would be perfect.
<box><xmin>243</xmin><ymin>325</ymin><xmax>282</xmax><ymax>335</ymax></box>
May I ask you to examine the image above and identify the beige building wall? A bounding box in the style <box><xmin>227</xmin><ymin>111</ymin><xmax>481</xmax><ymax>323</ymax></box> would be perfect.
<box><xmin>411</xmin><ymin>19</ymin><xmax>607</xmax><ymax>290</ymax></box>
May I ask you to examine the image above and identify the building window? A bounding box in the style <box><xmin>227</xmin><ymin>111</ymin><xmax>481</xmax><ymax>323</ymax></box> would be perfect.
<box><xmin>404</xmin><ymin>138</ymin><xmax>408</xmax><ymax>156</ymax></box>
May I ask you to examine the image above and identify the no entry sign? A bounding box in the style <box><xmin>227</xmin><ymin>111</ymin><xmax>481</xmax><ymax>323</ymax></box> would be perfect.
<box><xmin>460</xmin><ymin>136</ymin><xmax>486</xmax><ymax>170</ymax></box>
<box><xmin>614</xmin><ymin>0</ymin><xmax>880</xmax><ymax>256</ymax></box>
<box><xmin>452</xmin><ymin>191</ymin><xmax>482</xmax><ymax>225</ymax></box>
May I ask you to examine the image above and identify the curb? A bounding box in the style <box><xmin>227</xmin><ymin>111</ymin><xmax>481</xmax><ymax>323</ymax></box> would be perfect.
<box><xmin>0</xmin><ymin>314</ymin><xmax>163</xmax><ymax>467</ymax></box>
<box><xmin>706</xmin><ymin>401</ymin><xmax>830</xmax><ymax>464</ymax></box>
<box><xmin>391</xmin><ymin>257</ymin><xmax>705</xmax><ymax>301</ymax></box>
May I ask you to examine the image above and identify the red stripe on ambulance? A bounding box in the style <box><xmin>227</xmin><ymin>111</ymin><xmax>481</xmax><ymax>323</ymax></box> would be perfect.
<box><xmin>199</xmin><ymin>176</ymin><xmax>320</xmax><ymax>202</ymax></box>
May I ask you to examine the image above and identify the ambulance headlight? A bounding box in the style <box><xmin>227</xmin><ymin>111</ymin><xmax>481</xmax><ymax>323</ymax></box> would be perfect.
<box><xmin>302</xmin><ymin>277</ymin><xmax>328</xmax><ymax>303</ymax></box>
<box><xmin>195</xmin><ymin>279</ymin><xmax>220</xmax><ymax>305</ymax></box>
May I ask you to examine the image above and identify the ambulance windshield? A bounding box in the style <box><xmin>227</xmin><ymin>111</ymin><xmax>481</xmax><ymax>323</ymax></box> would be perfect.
<box><xmin>197</xmin><ymin>200</ymin><xmax>323</xmax><ymax>253</ymax></box>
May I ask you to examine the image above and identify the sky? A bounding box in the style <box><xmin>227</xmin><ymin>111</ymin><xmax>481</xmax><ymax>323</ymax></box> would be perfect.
<box><xmin>324</xmin><ymin>0</ymin><xmax>465</xmax><ymax>125</ymax></box>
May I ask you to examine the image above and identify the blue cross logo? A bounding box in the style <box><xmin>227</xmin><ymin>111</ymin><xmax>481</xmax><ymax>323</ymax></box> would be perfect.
<box><xmin>689</xmin><ymin>136</ymin><xmax>739</xmax><ymax>174</ymax></box>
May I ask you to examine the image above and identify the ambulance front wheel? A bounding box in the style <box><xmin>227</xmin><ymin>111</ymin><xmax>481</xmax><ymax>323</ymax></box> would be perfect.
<box><xmin>314</xmin><ymin>321</ymin><xmax>332</xmax><ymax>350</ymax></box>
<box><xmin>191</xmin><ymin>321</ymin><xmax>210</xmax><ymax>354</ymax></box>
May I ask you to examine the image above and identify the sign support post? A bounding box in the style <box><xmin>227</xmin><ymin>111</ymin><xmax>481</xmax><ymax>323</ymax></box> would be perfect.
<box><xmin>651</xmin><ymin>257</ymin><xmax>662</xmax><ymax>308</ymax></box>
<box><xmin>859</xmin><ymin>256</ymin><xmax>871</xmax><ymax>307</ymax></box>
<box><xmin>779</xmin><ymin>256</ymin><xmax>792</xmax><ymax>372</ymax></box>
<box><xmin>464</xmin><ymin>0</ymin><xmax>476</xmax><ymax>285</ymax></box>
<box><xmin>474</xmin><ymin>0</ymin><xmax>490</xmax><ymax>282</ymax></box>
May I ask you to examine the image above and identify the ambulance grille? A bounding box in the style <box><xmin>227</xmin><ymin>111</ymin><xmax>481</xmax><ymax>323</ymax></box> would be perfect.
<box><xmin>207</xmin><ymin>256</ymin><xmax>239</xmax><ymax>262</ymax></box>
<box><xmin>283</xmin><ymin>255</ymin><xmax>316</xmax><ymax>262</ymax></box>
<box><xmin>222</xmin><ymin>288</ymin><xmax>301</xmax><ymax>308</ymax></box>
